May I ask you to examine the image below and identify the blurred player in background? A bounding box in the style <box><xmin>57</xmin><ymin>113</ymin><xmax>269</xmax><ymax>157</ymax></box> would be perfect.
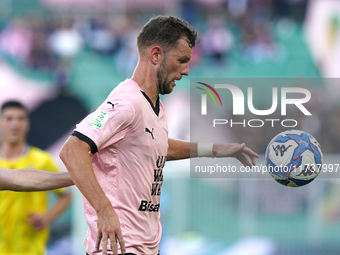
<box><xmin>60</xmin><ymin>16</ymin><xmax>259</xmax><ymax>255</ymax></box>
<box><xmin>0</xmin><ymin>101</ymin><xmax>72</xmax><ymax>255</ymax></box>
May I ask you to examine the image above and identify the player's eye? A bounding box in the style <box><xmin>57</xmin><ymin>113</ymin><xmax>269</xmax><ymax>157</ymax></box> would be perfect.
<box><xmin>179</xmin><ymin>57</ymin><xmax>189</xmax><ymax>64</ymax></box>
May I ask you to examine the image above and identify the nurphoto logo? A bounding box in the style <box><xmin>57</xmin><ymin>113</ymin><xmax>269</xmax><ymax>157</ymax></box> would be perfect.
<box><xmin>196</xmin><ymin>82</ymin><xmax>312</xmax><ymax>128</ymax></box>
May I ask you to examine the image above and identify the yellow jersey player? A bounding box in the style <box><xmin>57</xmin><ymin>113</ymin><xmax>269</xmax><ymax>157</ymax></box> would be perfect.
<box><xmin>0</xmin><ymin>101</ymin><xmax>72</xmax><ymax>255</ymax></box>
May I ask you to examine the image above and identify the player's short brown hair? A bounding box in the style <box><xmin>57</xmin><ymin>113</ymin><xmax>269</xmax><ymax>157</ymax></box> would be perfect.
<box><xmin>137</xmin><ymin>16</ymin><xmax>198</xmax><ymax>53</ymax></box>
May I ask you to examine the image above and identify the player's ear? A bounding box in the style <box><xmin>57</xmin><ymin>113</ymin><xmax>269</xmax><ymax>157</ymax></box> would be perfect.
<box><xmin>150</xmin><ymin>46</ymin><xmax>163</xmax><ymax>65</ymax></box>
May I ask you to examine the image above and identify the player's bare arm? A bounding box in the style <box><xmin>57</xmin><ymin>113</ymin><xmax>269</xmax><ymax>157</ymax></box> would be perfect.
<box><xmin>0</xmin><ymin>167</ymin><xmax>73</xmax><ymax>191</ymax></box>
<box><xmin>59</xmin><ymin>136</ymin><xmax>126</xmax><ymax>255</ymax></box>
<box><xmin>167</xmin><ymin>138</ymin><xmax>259</xmax><ymax>167</ymax></box>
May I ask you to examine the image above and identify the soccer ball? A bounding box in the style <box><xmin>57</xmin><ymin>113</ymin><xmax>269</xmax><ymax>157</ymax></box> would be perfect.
<box><xmin>265</xmin><ymin>130</ymin><xmax>323</xmax><ymax>187</ymax></box>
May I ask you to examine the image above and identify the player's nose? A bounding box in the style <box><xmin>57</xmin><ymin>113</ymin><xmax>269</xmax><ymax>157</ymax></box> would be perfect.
<box><xmin>180</xmin><ymin>63</ymin><xmax>189</xmax><ymax>76</ymax></box>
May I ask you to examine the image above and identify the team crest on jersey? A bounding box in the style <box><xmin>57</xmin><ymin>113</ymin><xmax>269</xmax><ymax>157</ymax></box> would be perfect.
<box><xmin>89</xmin><ymin>110</ymin><xmax>110</xmax><ymax>129</ymax></box>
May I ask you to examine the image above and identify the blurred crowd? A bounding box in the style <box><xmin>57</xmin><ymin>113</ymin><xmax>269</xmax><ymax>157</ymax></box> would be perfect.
<box><xmin>0</xmin><ymin>0</ymin><xmax>309</xmax><ymax>87</ymax></box>
<box><xmin>0</xmin><ymin>16</ymin><xmax>81</xmax><ymax>88</ymax></box>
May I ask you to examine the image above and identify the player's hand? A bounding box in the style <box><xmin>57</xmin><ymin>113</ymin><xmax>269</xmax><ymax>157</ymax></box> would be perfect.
<box><xmin>95</xmin><ymin>205</ymin><xmax>126</xmax><ymax>255</ymax></box>
<box><xmin>213</xmin><ymin>143</ymin><xmax>259</xmax><ymax>167</ymax></box>
<box><xmin>27</xmin><ymin>212</ymin><xmax>49</xmax><ymax>231</ymax></box>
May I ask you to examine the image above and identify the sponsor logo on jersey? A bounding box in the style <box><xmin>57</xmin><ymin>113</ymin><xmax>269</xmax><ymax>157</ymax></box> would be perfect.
<box><xmin>107</xmin><ymin>101</ymin><xmax>118</xmax><ymax>109</ymax></box>
<box><xmin>138</xmin><ymin>200</ymin><xmax>160</xmax><ymax>212</ymax></box>
<box><xmin>145</xmin><ymin>127</ymin><xmax>155</xmax><ymax>139</ymax></box>
<box><xmin>89</xmin><ymin>110</ymin><xmax>110</xmax><ymax>129</ymax></box>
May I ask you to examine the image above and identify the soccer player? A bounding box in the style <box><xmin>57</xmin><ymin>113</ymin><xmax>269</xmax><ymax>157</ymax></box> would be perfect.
<box><xmin>0</xmin><ymin>101</ymin><xmax>72</xmax><ymax>255</ymax></box>
<box><xmin>59</xmin><ymin>16</ymin><xmax>259</xmax><ymax>255</ymax></box>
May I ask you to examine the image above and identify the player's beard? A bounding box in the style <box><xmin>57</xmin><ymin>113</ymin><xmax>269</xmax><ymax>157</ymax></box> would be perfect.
<box><xmin>156</xmin><ymin>58</ymin><xmax>173</xmax><ymax>95</ymax></box>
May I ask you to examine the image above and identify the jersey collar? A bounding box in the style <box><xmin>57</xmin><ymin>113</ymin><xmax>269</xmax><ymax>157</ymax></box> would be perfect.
<box><xmin>141</xmin><ymin>91</ymin><xmax>160</xmax><ymax>117</ymax></box>
<box><xmin>0</xmin><ymin>144</ymin><xmax>30</xmax><ymax>159</ymax></box>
